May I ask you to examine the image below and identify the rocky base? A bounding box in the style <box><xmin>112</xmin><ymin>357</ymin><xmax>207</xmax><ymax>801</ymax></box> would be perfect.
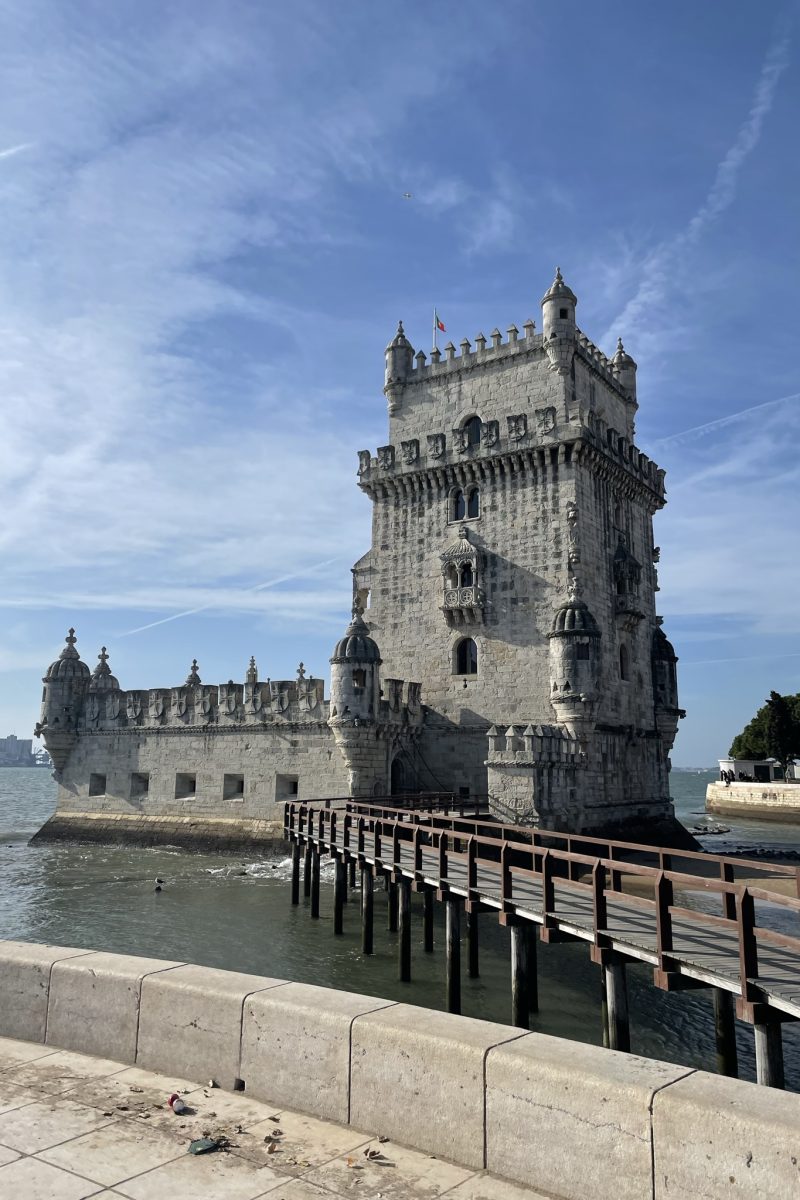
<box><xmin>30</xmin><ymin>811</ymin><xmax>289</xmax><ymax>853</ymax></box>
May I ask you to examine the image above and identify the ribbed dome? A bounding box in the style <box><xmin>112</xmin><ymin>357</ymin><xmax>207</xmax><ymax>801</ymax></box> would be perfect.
<box><xmin>652</xmin><ymin>625</ymin><xmax>677</xmax><ymax>662</ymax></box>
<box><xmin>45</xmin><ymin>629</ymin><xmax>91</xmax><ymax>681</ymax></box>
<box><xmin>541</xmin><ymin>267</ymin><xmax>577</xmax><ymax>306</ymax></box>
<box><xmin>386</xmin><ymin>320</ymin><xmax>412</xmax><ymax>352</ymax></box>
<box><xmin>331</xmin><ymin>609</ymin><xmax>381</xmax><ymax>664</ymax></box>
<box><xmin>612</xmin><ymin>337</ymin><xmax>636</xmax><ymax>369</ymax></box>
<box><xmin>441</xmin><ymin>525</ymin><xmax>476</xmax><ymax>565</ymax></box>
<box><xmin>549</xmin><ymin>581</ymin><xmax>600</xmax><ymax>638</ymax></box>
<box><xmin>89</xmin><ymin>647</ymin><xmax>119</xmax><ymax>692</ymax></box>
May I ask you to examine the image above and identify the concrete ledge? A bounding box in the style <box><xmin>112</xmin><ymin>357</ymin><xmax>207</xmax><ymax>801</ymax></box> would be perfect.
<box><xmin>0</xmin><ymin>941</ymin><xmax>95</xmax><ymax>1042</ymax></box>
<box><xmin>485</xmin><ymin>1031</ymin><xmax>691</xmax><ymax>1200</ymax></box>
<box><xmin>653</xmin><ymin>1069</ymin><xmax>800</xmax><ymax>1199</ymax></box>
<box><xmin>3</xmin><ymin>939</ymin><xmax>800</xmax><ymax>1200</ymax></box>
<box><xmin>30</xmin><ymin>811</ymin><xmax>289</xmax><ymax>852</ymax></box>
<box><xmin>47</xmin><ymin>951</ymin><xmax>183</xmax><ymax>1064</ymax></box>
<box><xmin>137</xmin><ymin>964</ymin><xmax>287</xmax><ymax>1090</ymax></box>
<box><xmin>350</xmin><ymin>1004</ymin><xmax>523</xmax><ymax>1169</ymax></box>
<box><xmin>241</xmin><ymin>982</ymin><xmax>396</xmax><ymax>1123</ymax></box>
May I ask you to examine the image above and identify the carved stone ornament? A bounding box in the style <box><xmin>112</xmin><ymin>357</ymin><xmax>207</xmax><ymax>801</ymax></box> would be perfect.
<box><xmin>407</xmin><ymin>681</ymin><xmax>421</xmax><ymax>710</ymax></box>
<box><xmin>537</xmin><ymin>406</ymin><xmax>556</xmax><ymax>435</ymax></box>
<box><xmin>126</xmin><ymin>691</ymin><xmax>143</xmax><ymax>721</ymax></box>
<box><xmin>377</xmin><ymin>444</ymin><xmax>395</xmax><ymax>470</ymax></box>
<box><xmin>247</xmin><ymin>684</ymin><xmax>263</xmax><ymax>713</ymax></box>
<box><xmin>483</xmin><ymin>419</ymin><xmax>500</xmax><ymax>448</ymax></box>
<box><xmin>357</xmin><ymin>450</ymin><xmax>372</xmax><ymax>476</ymax></box>
<box><xmin>566</xmin><ymin>501</ymin><xmax>580</xmax><ymax>564</ymax></box>
<box><xmin>507</xmin><ymin>413</ymin><xmax>527</xmax><ymax>442</ymax></box>
<box><xmin>173</xmin><ymin>688</ymin><xmax>188</xmax><ymax>719</ymax></box>
<box><xmin>401</xmin><ymin>438</ymin><xmax>419</xmax><ymax>465</ymax></box>
<box><xmin>106</xmin><ymin>693</ymin><xmax>121</xmax><ymax>721</ymax></box>
<box><xmin>428</xmin><ymin>432</ymin><xmax>446</xmax><ymax>459</ymax></box>
<box><xmin>86</xmin><ymin>695</ymin><xmax>100</xmax><ymax>727</ymax></box>
<box><xmin>150</xmin><ymin>691</ymin><xmax>166</xmax><ymax>720</ymax></box>
<box><xmin>451</xmin><ymin>426</ymin><xmax>470</xmax><ymax>454</ymax></box>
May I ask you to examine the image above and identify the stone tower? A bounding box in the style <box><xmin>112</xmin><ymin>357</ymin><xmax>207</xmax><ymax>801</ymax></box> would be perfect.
<box><xmin>354</xmin><ymin>269</ymin><xmax>684</xmax><ymax>837</ymax></box>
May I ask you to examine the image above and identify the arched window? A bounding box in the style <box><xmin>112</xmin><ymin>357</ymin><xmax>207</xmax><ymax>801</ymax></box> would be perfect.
<box><xmin>619</xmin><ymin>644</ymin><xmax>630</xmax><ymax>681</ymax></box>
<box><xmin>390</xmin><ymin>756</ymin><xmax>407</xmax><ymax>796</ymax></box>
<box><xmin>456</xmin><ymin>637</ymin><xmax>478</xmax><ymax>676</ymax></box>
<box><xmin>464</xmin><ymin>416</ymin><xmax>481</xmax><ymax>446</ymax></box>
<box><xmin>466</xmin><ymin>486</ymin><xmax>480</xmax><ymax>519</ymax></box>
<box><xmin>451</xmin><ymin>489</ymin><xmax>466</xmax><ymax>521</ymax></box>
<box><xmin>460</xmin><ymin>564</ymin><xmax>474</xmax><ymax>588</ymax></box>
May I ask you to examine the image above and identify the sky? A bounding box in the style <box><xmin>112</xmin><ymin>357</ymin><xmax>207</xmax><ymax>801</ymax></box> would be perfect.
<box><xmin>0</xmin><ymin>0</ymin><xmax>798</xmax><ymax>767</ymax></box>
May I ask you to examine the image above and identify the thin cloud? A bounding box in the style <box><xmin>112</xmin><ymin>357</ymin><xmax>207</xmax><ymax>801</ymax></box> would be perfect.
<box><xmin>653</xmin><ymin>391</ymin><xmax>800</xmax><ymax>448</ymax></box>
<box><xmin>119</xmin><ymin>557</ymin><xmax>342</xmax><ymax>636</ymax></box>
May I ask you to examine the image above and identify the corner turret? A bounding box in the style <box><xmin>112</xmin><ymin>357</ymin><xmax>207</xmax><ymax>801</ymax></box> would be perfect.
<box><xmin>541</xmin><ymin>268</ymin><xmax>577</xmax><ymax>375</ymax></box>
<box><xmin>384</xmin><ymin>321</ymin><xmax>414</xmax><ymax>415</ymax></box>
<box><xmin>329</xmin><ymin>605</ymin><xmax>382</xmax><ymax>723</ymax></box>
<box><xmin>547</xmin><ymin>579</ymin><xmax>601</xmax><ymax>736</ymax></box>
<box><xmin>36</xmin><ymin>629</ymin><xmax>91</xmax><ymax>770</ymax></box>
<box><xmin>612</xmin><ymin>337</ymin><xmax>638</xmax><ymax>404</ymax></box>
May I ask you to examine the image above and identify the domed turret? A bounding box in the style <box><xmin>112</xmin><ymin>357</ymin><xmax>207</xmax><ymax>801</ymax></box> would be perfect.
<box><xmin>330</xmin><ymin>605</ymin><xmax>382</xmax><ymax>722</ymax></box>
<box><xmin>652</xmin><ymin>621</ymin><xmax>679</xmax><ymax>712</ymax></box>
<box><xmin>37</xmin><ymin>629</ymin><xmax>91</xmax><ymax>771</ymax></box>
<box><xmin>541</xmin><ymin>268</ymin><xmax>577</xmax><ymax>374</ymax></box>
<box><xmin>384</xmin><ymin>320</ymin><xmax>414</xmax><ymax>414</ymax></box>
<box><xmin>612</xmin><ymin>337</ymin><xmax>638</xmax><ymax>403</ymax></box>
<box><xmin>89</xmin><ymin>647</ymin><xmax>119</xmax><ymax>693</ymax></box>
<box><xmin>548</xmin><ymin>579</ymin><xmax>601</xmax><ymax>732</ymax></box>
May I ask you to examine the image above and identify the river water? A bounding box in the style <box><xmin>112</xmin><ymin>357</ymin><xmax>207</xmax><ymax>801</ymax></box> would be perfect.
<box><xmin>1</xmin><ymin>768</ymin><xmax>798</xmax><ymax>1090</ymax></box>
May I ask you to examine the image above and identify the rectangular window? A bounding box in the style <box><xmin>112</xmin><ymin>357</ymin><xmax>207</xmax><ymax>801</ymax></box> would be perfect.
<box><xmin>352</xmin><ymin>669</ymin><xmax>366</xmax><ymax>690</ymax></box>
<box><xmin>275</xmin><ymin>774</ymin><xmax>300</xmax><ymax>801</ymax></box>
<box><xmin>576</xmin><ymin>644</ymin><xmax>590</xmax><ymax>660</ymax></box>
<box><xmin>223</xmin><ymin>773</ymin><xmax>245</xmax><ymax>801</ymax></box>
<box><xmin>89</xmin><ymin>773</ymin><xmax>106</xmax><ymax>797</ymax></box>
<box><xmin>130</xmin><ymin>772</ymin><xmax>149</xmax><ymax>799</ymax></box>
<box><xmin>175</xmin><ymin>772</ymin><xmax>196</xmax><ymax>799</ymax></box>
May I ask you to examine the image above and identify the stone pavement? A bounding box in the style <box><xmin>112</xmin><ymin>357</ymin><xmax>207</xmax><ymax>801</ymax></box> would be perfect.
<box><xmin>0</xmin><ymin>1035</ymin><xmax>559</xmax><ymax>1200</ymax></box>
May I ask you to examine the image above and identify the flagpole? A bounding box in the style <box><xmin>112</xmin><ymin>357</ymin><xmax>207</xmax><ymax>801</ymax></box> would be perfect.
<box><xmin>432</xmin><ymin>307</ymin><xmax>437</xmax><ymax>354</ymax></box>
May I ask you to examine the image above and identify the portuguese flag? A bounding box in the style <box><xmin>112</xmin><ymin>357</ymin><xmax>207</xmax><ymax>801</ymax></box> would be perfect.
<box><xmin>434</xmin><ymin>311</ymin><xmax>446</xmax><ymax>332</ymax></box>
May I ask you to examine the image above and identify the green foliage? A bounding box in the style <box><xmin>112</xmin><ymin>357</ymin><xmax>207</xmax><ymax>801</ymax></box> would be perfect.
<box><xmin>729</xmin><ymin>692</ymin><xmax>800</xmax><ymax>768</ymax></box>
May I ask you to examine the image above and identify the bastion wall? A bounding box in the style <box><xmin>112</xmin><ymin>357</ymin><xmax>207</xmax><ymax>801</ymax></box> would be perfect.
<box><xmin>707</xmin><ymin>781</ymin><xmax>800</xmax><ymax>823</ymax></box>
<box><xmin>0</xmin><ymin>939</ymin><xmax>797</xmax><ymax>1200</ymax></box>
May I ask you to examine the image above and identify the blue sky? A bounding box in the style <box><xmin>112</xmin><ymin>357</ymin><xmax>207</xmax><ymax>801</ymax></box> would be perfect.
<box><xmin>0</xmin><ymin>0</ymin><xmax>798</xmax><ymax>766</ymax></box>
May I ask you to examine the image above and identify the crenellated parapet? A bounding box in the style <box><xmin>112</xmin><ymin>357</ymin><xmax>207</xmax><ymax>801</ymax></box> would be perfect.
<box><xmin>486</xmin><ymin>722</ymin><xmax>583</xmax><ymax>768</ymax></box>
<box><xmin>486</xmin><ymin>720</ymin><xmax>584</xmax><ymax>828</ymax></box>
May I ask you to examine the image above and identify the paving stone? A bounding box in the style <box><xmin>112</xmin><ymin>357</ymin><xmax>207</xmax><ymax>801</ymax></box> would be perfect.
<box><xmin>39</xmin><ymin>1121</ymin><xmax>185</xmax><ymax>1187</ymax></box>
<box><xmin>0</xmin><ymin>1156</ymin><xmax>101</xmax><ymax>1199</ymax></box>
<box><xmin>0</xmin><ymin>1094</ymin><xmax>115</xmax><ymax>1153</ymax></box>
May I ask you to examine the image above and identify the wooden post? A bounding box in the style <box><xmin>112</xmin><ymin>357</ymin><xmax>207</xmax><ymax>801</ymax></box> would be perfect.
<box><xmin>387</xmin><ymin>880</ymin><xmax>398</xmax><ymax>932</ymax></box>
<box><xmin>604</xmin><ymin>954</ymin><xmax>630</xmax><ymax>1052</ymax></box>
<box><xmin>348</xmin><ymin>859</ymin><xmax>356</xmax><ymax>889</ymax></box>
<box><xmin>290</xmin><ymin>842</ymin><xmax>301</xmax><ymax>906</ymax></box>
<box><xmin>600</xmin><ymin>968</ymin><xmax>610</xmax><ymax>1048</ymax></box>
<box><xmin>713</xmin><ymin>988</ymin><xmax>739</xmax><ymax>1078</ymax></box>
<box><xmin>467</xmin><ymin>909</ymin><xmax>480</xmax><ymax>979</ymax></box>
<box><xmin>754</xmin><ymin>1019</ymin><xmax>784</xmax><ymax>1089</ymax></box>
<box><xmin>424</xmin><ymin>888</ymin><xmax>434</xmax><ymax>952</ymax></box>
<box><xmin>310</xmin><ymin>846</ymin><xmax>321</xmax><ymax>920</ymax></box>
<box><xmin>510</xmin><ymin>924</ymin><xmax>529</xmax><ymax>1030</ymax></box>
<box><xmin>361</xmin><ymin>868</ymin><xmax>374</xmax><ymax>955</ymax></box>
<box><xmin>446</xmin><ymin>897</ymin><xmax>461</xmax><ymax>1014</ymax></box>
<box><xmin>527</xmin><ymin>925</ymin><xmax>539</xmax><ymax>1013</ymax></box>
<box><xmin>333</xmin><ymin>858</ymin><xmax>346</xmax><ymax>936</ymax></box>
<box><xmin>303</xmin><ymin>844</ymin><xmax>312</xmax><ymax>898</ymax></box>
<box><xmin>398</xmin><ymin>879</ymin><xmax>412</xmax><ymax>982</ymax></box>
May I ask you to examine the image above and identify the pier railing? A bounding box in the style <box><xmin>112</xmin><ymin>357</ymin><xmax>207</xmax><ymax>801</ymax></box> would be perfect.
<box><xmin>285</xmin><ymin>796</ymin><xmax>800</xmax><ymax>1088</ymax></box>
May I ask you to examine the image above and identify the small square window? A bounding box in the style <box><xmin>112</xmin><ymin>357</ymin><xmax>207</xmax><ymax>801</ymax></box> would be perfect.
<box><xmin>559</xmin><ymin>307</ymin><xmax>568</xmax><ymax>319</ymax></box>
<box><xmin>175</xmin><ymin>772</ymin><xmax>196</xmax><ymax>799</ymax></box>
<box><xmin>89</xmin><ymin>773</ymin><xmax>106</xmax><ymax>797</ymax></box>
<box><xmin>223</xmin><ymin>773</ymin><xmax>245</xmax><ymax>801</ymax></box>
<box><xmin>130</xmin><ymin>772</ymin><xmax>149</xmax><ymax>798</ymax></box>
<box><xmin>276</xmin><ymin>774</ymin><xmax>299</xmax><ymax>801</ymax></box>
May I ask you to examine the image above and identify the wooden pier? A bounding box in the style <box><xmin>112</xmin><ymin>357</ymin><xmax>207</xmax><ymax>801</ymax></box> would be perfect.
<box><xmin>286</xmin><ymin>796</ymin><xmax>800</xmax><ymax>1089</ymax></box>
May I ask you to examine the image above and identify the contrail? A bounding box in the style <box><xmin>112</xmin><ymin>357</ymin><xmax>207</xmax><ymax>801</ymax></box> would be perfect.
<box><xmin>118</xmin><ymin>556</ymin><xmax>341</xmax><ymax>637</ymax></box>
<box><xmin>681</xmin><ymin>651</ymin><xmax>800</xmax><ymax>667</ymax></box>
<box><xmin>604</xmin><ymin>23</ymin><xmax>791</xmax><ymax>345</ymax></box>
<box><xmin>653</xmin><ymin>390</ymin><xmax>800</xmax><ymax>448</ymax></box>
<box><xmin>0</xmin><ymin>142</ymin><xmax>33</xmax><ymax>161</ymax></box>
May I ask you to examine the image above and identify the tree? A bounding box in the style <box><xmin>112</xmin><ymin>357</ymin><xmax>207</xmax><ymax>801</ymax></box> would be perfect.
<box><xmin>729</xmin><ymin>692</ymin><xmax>800</xmax><ymax>776</ymax></box>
